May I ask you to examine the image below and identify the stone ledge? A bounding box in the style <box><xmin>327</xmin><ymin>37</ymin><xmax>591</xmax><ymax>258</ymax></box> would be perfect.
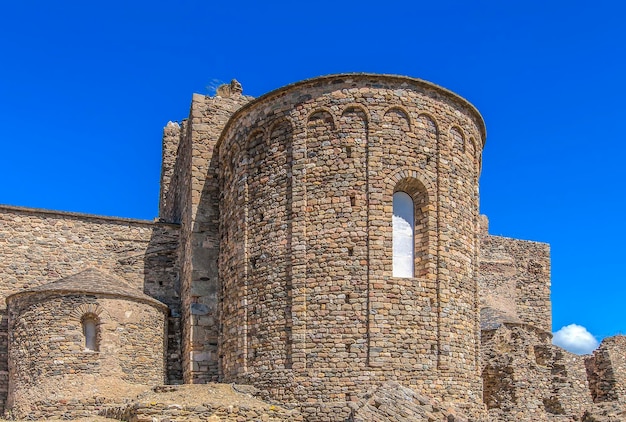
<box><xmin>0</xmin><ymin>204</ymin><xmax>179</xmax><ymax>227</ymax></box>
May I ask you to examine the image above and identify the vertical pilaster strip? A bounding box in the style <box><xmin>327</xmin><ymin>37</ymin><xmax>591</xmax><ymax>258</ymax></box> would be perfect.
<box><xmin>290</xmin><ymin>123</ymin><xmax>308</xmax><ymax>373</ymax></box>
<box><xmin>436</xmin><ymin>123</ymin><xmax>443</xmax><ymax>370</ymax></box>
<box><xmin>243</xmin><ymin>151</ymin><xmax>249</xmax><ymax>373</ymax></box>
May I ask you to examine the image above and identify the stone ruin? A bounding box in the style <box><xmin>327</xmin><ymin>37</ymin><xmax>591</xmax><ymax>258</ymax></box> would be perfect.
<box><xmin>0</xmin><ymin>74</ymin><xmax>624</xmax><ymax>421</ymax></box>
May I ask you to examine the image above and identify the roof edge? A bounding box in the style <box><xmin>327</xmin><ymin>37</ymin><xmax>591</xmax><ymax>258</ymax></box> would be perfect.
<box><xmin>0</xmin><ymin>204</ymin><xmax>180</xmax><ymax>228</ymax></box>
<box><xmin>6</xmin><ymin>288</ymin><xmax>169</xmax><ymax>312</ymax></box>
<box><xmin>215</xmin><ymin>73</ymin><xmax>487</xmax><ymax>151</ymax></box>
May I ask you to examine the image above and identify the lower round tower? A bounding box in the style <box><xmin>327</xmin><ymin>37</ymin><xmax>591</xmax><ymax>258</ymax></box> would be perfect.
<box><xmin>5</xmin><ymin>268</ymin><xmax>168</xmax><ymax>418</ymax></box>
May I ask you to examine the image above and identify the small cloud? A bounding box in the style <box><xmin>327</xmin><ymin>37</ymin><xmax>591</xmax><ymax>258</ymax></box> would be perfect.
<box><xmin>553</xmin><ymin>324</ymin><xmax>599</xmax><ymax>355</ymax></box>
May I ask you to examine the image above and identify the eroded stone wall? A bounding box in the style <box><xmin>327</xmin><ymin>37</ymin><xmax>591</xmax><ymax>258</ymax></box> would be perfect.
<box><xmin>6</xmin><ymin>294</ymin><xmax>167</xmax><ymax>419</ymax></box>
<box><xmin>482</xmin><ymin>323</ymin><xmax>593</xmax><ymax>421</ymax></box>
<box><xmin>217</xmin><ymin>74</ymin><xmax>485</xmax><ymax>419</ymax></box>
<box><xmin>160</xmin><ymin>121</ymin><xmax>182</xmax><ymax>218</ymax></box>
<box><xmin>479</xmin><ymin>216</ymin><xmax>551</xmax><ymax>332</ymax></box>
<box><xmin>586</xmin><ymin>336</ymin><xmax>626</xmax><ymax>404</ymax></box>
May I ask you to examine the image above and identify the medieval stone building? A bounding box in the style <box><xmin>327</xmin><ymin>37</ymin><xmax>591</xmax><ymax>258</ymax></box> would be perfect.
<box><xmin>0</xmin><ymin>74</ymin><xmax>623</xmax><ymax>421</ymax></box>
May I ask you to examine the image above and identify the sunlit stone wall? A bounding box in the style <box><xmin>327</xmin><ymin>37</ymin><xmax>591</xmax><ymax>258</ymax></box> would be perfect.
<box><xmin>217</xmin><ymin>74</ymin><xmax>485</xmax><ymax>419</ymax></box>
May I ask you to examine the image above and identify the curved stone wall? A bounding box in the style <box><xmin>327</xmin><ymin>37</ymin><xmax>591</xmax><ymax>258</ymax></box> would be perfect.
<box><xmin>217</xmin><ymin>74</ymin><xmax>485</xmax><ymax>416</ymax></box>
<box><xmin>6</xmin><ymin>293</ymin><xmax>167</xmax><ymax>418</ymax></box>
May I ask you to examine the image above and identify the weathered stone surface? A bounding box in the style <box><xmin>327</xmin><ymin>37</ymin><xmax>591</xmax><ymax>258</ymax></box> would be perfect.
<box><xmin>479</xmin><ymin>216</ymin><xmax>552</xmax><ymax>333</ymax></box>
<box><xmin>350</xmin><ymin>381</ymin><xmax>470</xmax><ymax>421</ymax></box>
<box><xmin>6</xmin><ymin>279</ymin><xmax>168</xmax><ymax>418</ymax></box>
<box><xmin>217</xmin><ymin>74</ymin><xmax>485</xmax><ymax>419</ymax></box>
<box><xmin>99</xmin><ymin>384</ymin><xmax>303</xmax><ymax>421</ymax></box>
<box><xmin>482</xmin><ymin>323</ymin><xmax>593</xmax><ymax>421</ymax></box>
<box><xmin>0</xmin><ymin>205</ymin><xmax>180</xmax><ymax>415</ymax></box>
<box><xmin>160</xmin><ymin>87</ymin><xmax>252</xmax><ymax>385</ymax></box>
<box><xmin>0</xmin><ymin>73</ymin><xmax>624</xmax><ymax>421</ymax></box>
<box><xmin>586</xmin><ymin>336</ymin><xmax>626</xmax><ymax>404</ymax></box>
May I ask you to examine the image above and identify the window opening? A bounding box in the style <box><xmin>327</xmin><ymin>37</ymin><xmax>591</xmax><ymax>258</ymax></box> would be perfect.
<box><xmin>393</xmin><ymin>191</ymin><xmax>414</xmax><ymax>277</ymax></box>
<box><xmin>82</xmin><ymin>315</ymin><xmax>99</xmax><ymax>351</ymax></box>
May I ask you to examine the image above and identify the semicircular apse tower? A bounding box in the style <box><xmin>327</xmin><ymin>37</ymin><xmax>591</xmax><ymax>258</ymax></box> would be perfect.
<box><xmin>216</xmin><ymin>74</ymin><xmax>486</xmax><ymax>418</ymax></box>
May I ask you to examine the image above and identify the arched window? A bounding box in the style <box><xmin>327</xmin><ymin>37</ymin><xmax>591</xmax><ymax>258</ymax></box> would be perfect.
<box><xmin>393</xmin><ymin>191</ymin><xmax>414</xmax><ymax>278</ymax></box>
<box><xmin>82</xmin><ymin>314</ymin><xmax>99</xmax><ymax>351</ymax></box>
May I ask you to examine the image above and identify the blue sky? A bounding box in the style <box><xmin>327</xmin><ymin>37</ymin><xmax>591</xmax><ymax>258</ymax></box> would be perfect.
<box><xmin>1</xmin><ymin>1</ymin><xmax>624</xmax><ymax>353</ymax></box>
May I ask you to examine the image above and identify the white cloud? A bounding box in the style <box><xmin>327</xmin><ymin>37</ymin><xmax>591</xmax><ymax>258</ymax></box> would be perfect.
<box><xmin>392</xmin><ymin>214</ymin><xmax>413</xmax><ymax>278</ymax></box>
<box><xmin>553</xmin><ymin>324</ymin><xmax>599</xmax><ymax>355</ymax></box>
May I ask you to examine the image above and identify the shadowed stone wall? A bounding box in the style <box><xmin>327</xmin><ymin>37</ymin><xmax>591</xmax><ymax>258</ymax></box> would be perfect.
<box><xmin>586</xmin><ymin>336</ymin><xmax>626</xmax><ymax>404</ymax></box>
<box><xmin>159</xmin><ymin>82</ymin><xmax>252</xmax><ymax>383</ymax></box>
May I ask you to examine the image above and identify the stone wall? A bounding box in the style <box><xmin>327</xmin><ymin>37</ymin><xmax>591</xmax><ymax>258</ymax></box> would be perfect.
<box><xmin>0</xmin><ymin>311</ymin><xmax>7</xmax><ymax>414</ymax></box>
<box><xmin>479</xmin><ymin>216</ymin><xmax>552</xmax><ymax>332</ymax></box>
<box><xmin>482</xmin><ymin>323</ymin><xmax>593</xmax><ymax>421</ymax></box>
<box><xmin>0</xmin><ymin>205</ymin><xmax>179</xmax><ymax>304</ymax></box>
<box><xmin>100</xmin><ymin>384</ymin><xmax>304</xmax><ymax>421</ymax></box>
<box><xmin>6</xmin><ymin>294</ymin><xmax>167</xmax><ymax>418</ymax></box>
<box><xmin>160</xmin><ymin>121</ymin><xmax>182</xmax><ymax>218</ymax></box>
<box><xmin>481</xmin><ymin>325</ymin><xmax>626</xmax><ymax>421</ymax></box>
<box><xmin>160</xmin><ymin>118</ymin><xmax>188</xmax><ymax>225</ymax></box>
<box><xmin>160</xmin><ymin>83</ymin><xmax>252</xmax><ymax>383</ymax></box>
<box><xmin>586</xmin><ymin>336</ymin><xmax>626</xmax><ymax>404</ymax></box>
<box><xmin>0</xmin><ymin>205</ymin><xmax>181</xmax><ymax>410</ymax></box>
<box><xmin>217</xmin><ymin>74</ymin><xmax>485</xmax><ymax>419</ymax></box>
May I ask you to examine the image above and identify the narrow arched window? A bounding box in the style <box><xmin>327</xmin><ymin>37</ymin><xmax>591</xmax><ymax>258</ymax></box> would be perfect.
<box><xmin>393</xmin><ymin>191</ymin><xmax>414</xmax><ymax>278</ymax></box>
<box><xmin>82</xmin><ymin>315</ymin><xmax>99</xmax><ymax>351</ymax></box>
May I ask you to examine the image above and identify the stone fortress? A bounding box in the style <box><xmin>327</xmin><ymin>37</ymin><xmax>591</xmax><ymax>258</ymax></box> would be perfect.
<box><xmin>0</xmin><ymin>74</ymin><xmax>624</xmax><ymax>421</ymax></box>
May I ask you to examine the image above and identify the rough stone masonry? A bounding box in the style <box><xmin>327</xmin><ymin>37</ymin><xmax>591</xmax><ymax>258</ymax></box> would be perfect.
<box><xmin>0</xmin><ymin>74</ymin><xmax>624</xmax><ymax>421</ymax></box>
